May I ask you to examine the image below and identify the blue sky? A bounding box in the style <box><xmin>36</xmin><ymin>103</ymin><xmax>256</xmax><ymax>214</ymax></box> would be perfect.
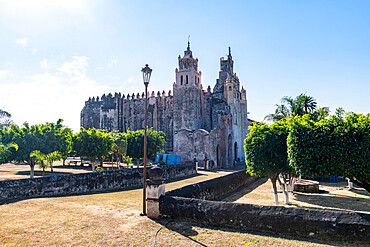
<box><xmin>0</xmin><ymin>0</ymin><xmax>369</xmax><ymax>132</ymax></box>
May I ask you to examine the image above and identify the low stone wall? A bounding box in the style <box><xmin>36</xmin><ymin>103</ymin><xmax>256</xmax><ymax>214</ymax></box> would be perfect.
<box><xmin>166</xmin><ymin>170</ymin><xmax>258</xmax><ymax>200</ymax></box>
<box><xmin>159</xmin><ymin>170</ymin><xmax>370</xmax><ymax>243</ymax></box>
<box><xmin>159</xmin><ymin>196</ymin><xmax>370</xmax><ymax>242</ymax></box>
<box><xmin>0</xmin><ymin>163</ymin><xmax>196</xmax><ymax>201</ymax></box>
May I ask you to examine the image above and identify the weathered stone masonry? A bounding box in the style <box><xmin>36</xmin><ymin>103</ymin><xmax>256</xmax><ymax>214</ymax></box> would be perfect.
<box><xmin>81</xmin><ymin>43</ymin><xmax>252</xmax><ymax>168</ymax></box>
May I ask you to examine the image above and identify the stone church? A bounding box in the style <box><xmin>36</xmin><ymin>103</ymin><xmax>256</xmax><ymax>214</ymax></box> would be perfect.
<box><xmin>81</xmin><ymin>43</ymin><xmax>252</xmax><ymax>168</ymax></box>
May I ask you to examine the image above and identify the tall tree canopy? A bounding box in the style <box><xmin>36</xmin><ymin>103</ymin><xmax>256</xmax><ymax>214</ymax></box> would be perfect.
<box><xmin>0</xmin><ymin>109</ymin><xmax>13</xmax><ymax>128</ymax></box>
<box><xmin>73</xmin><ymin>128</ymin><xmax>114</xmax><ymax>171</ymax></box>
<box><xmin>287</xmin><ymin>111</ymin><xmax>370</xmax><ymax>192</ymax></box>
<box><xmin>265</xmin><ymin>93</ymin><xmax>328</xmax><ymax>122</ymax></box>
<box><xmin>0</xmin><ymin>119</ymin><xmax>72</xmax><ymax>178</ymax></box>
<box><xmin>111</xmin><ymin>131</ymin><xmax>127</xmax><ymax>167</ymax></box>
<box><xmin>126</xmin><ymin>128</ymin><xmax>165</xmax><ymax>163</ymax></box>
<box><xmin>244</xmin><ymin>121</ymin><xmax>295</xmax><ymax>205</ymax></box>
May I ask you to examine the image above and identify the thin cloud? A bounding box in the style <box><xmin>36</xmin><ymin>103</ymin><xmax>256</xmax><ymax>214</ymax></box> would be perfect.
<box><xmin>15</xmin><ymin>38</ymin><xmax>28</xmax><ymax>50</ymax></box>
<box><xmin>58</xmin><ymin>56</ymin><xmax>89</xmax><ymax>78</ymax></box>
<box><xmin>0</xmin><ymin>55</ymin><xmax>118</xmax><ymax>131</ymax></box>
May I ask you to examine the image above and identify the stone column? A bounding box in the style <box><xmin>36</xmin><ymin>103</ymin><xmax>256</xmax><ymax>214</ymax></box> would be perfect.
<box><xmin>146</xmin><ymin>165</ymin><xmax>165</xmax><ymax>218</ymax></box>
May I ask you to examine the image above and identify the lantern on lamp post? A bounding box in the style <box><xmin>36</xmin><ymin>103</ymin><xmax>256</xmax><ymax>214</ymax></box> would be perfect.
<box><xmin>140</xmin><ymin>64</ymin><xmax>152</xmax><ymax>216</ymax></box>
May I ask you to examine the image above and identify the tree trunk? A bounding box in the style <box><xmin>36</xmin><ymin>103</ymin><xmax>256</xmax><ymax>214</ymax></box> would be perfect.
<box><xmin>62</xmin><ymin>158</ymin><xmax>66</xmax><ymax>166</ymax></box>
<box><xmin>136</xmin><ymin>159</ymin><xmax>139</xmax><ymax>168</ymax></box>
<box><xmin>347</xmin><ymin>178</ymin><xmax>353</xmax><ymax>189</ymax></box>
<box><xmin>30</xmin><ymin>163</ymin><xmax>35</xmax><ymax>179</ymax></box>
<box><xmin>117</xmin><ymin>155</ymin><xmax>120</xmax><ymax>169</ymax></box>
<box><xmin>50</xmin><ymin>164</ymin><xmax>54</xmax><ymax>173</ymax></box>
<box><xmin>270</xmin><ymin>175</ymin><xmax>279</xmax><ymax>206</ymax></box>
<box><xmin>89</xmin><ymin>157</ymin><xmax>96</xmax><ymax>172</ymax></box>
<box><xmin>43</xmin><ymin>167</ymin><xmax>45</xmax><ymax>177</ymax></box>
<box><xmin>278</xmin><ymin>174</ymin><xmax>291</xmax><ymax>205</ymax></box>
<box><xmin>111</xmin><ymin>154</ymin><xmax>114</xmax><ymax>169</ymax></box>
<box><xmin>351</xmin><ymin>178</ymin><xmax>370</xmax><ymax>193</ymax></box>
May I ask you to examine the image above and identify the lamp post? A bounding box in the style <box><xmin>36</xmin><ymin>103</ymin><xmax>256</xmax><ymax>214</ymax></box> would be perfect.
<box><xmin>141</xmin><ymin>64</ymin><xmax>152</xmax><ymax>216</ymax></box>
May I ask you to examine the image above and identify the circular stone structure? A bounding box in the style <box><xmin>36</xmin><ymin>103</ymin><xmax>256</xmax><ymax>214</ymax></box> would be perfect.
<box><xmin>294</xmin><ymin>179</ymin><xmax>320</xmax><ymax>193</ymax></box>
<box><xmin>147</xmin><ymin>165</ymin><xmax>164</xmax><ymax>180</ymax></box>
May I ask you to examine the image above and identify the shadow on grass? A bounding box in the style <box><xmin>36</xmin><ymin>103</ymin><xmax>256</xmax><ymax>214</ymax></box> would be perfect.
<box><xmin>152</xmin><ymin>218</ymin><xmax>207</xmax><ymax>246</ymax></box>
<box><xmin>349</xmin><ymin>187</ymin><xmax>370</xmax><ymax>197</ymax></box>
<box><xmin>293</xmin><ymin>192</ymin><xmax>370</xmax><ymax>212</ymax></box>
<box><xmin>53</xmin><ymin>165</ymin><xmax>92</xmax><ymax>171</ymax></box>
<box><xmin>220</xmin><ymin>177</ymin><xmax>269</xmax><ymax>202</ymax></box>
<box><xmin>151</xmin><ymin>218</ymin><xmax>350</xmax><ymax>247</ymax></box>
<box><xmin>14</xmin><ymin>171</ymin><xmax>87</xmax><ymax>176</ymax></box>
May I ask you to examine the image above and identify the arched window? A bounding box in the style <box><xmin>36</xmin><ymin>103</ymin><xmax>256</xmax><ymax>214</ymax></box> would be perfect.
<box><xmin>234</xmin><ymin>142</ymin><xmax>238</xmax><ymax>161</ymax></box>
<box><xmin>229</xmin><ymin>86</ymin><xmax>232</xmax><ymax>91</ymax></box>
<box><xmin>198</xmin><ymin>77</ymin><xmax>200</xmax><ymax>83</ymax></box>
<box><xmin>186</xmin><ymin>75</ymin><xmax>188</xmax><ymax>84</ymax></box>
<box><xmin>180</xmin><ymin>75</ymin><xmax>183</xmax><ymax>85</ymax></box>
<box><xmin>195</xmin><ymin>76</ymin><xmax>196</xmax><ymax>84</ymax></box>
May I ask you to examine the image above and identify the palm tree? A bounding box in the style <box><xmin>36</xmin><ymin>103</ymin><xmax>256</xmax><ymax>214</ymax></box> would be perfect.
<box><xmin>0</xmin><ymin>109</ymin><xmax>13</xmax><ymax>128</ymax></box>
<box><xmin>30</xmin><ymin>150</ymin><xmax>47</xmax><ymax>176</ymax></box>
<box><xmin>265</xmin><ymin>93</ymin><xmax>319</xmax><ymax>122</ymax></box>
<box><xmin>0</xmin><ymin>142</ymin><xmax>18</xmax><ymax>164</ymax></box>
<box><xmin>296</xmin><ymin>93</ymin><xmax>317</xmax><ymax>114</ymax></box>
<box><xmin>45</xmin><ymin>151</ymin><xmax>61</xmax><ymax>173</ymax></box>
<box><xmin>264</xmin><ymin>104</ymin><xmax>290</xmax><ymax>122</ymax></box>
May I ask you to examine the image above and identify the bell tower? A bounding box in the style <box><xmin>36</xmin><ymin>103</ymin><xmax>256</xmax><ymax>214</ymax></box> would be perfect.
<box><xmin>173</xmin><ymin>42</ymin><xmax>203</xmax><ymax>131</ymax></box>
<box><xmin>174</xmin><ymin>41</ymin><xmax>202</xmax><ymax>88</ymax></box>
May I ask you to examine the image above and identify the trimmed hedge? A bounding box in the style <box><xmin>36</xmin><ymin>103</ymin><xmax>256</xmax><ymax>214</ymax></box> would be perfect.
<box><xmin>287</xmin><ymin>113</ymin><xmax>370</xmax><ymax>192</ymax></box>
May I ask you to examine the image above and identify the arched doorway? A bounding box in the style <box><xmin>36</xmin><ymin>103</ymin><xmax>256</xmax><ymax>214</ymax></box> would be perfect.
<box><xmin>228</xmin><ymin>135</ymin><xmax>232</xmax><ymax>167</ymax></box>
<box><xmin>234</xmin><ymin>142</ymin><xmax>238</xmax><ymax>162</ymax></box>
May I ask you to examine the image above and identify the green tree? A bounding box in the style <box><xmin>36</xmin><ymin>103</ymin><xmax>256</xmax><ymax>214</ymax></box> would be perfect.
<box><xmin>111</xmin><ymin>131</ymin><xmax>127</xmax><ymax>169</ymax></box>
<box><xmin>73</xmin><ymin>128</ymin><xmax>114</xmax><ymax>171</ymax></box>
<box><xmin>1</xmin><ymin>121</ymin><xmax>72</xmax><ymax>178</ymax></box>
<box><xmin>30</xmin><ymin>150</ymin><xmax>47</xmax><ymax>176</ymax></box>
<box><xmin>244</xmin><ymin>121</ymin><xmax>295</xmax><ymax>205</ymax></box>
<box><xmin>265</xmin><ymin>93</ymin><xmax>321</xmax><ymax>122</ymax></box>
<box><xmin>298</xmin><ymin>93</ymin><xmax>317</xmax><ymax>114</ymax></box>
<box><xmin>45</xmin><ymin>151</ymin><xmax>61</xmax><ymax>173</ymax></box>
<box><xmin>126</xmin><ymin>128</ymin><xmax>165</xmax><ymax>167</ymax></box>
<box><xmin>0</xmin><ymin>109</ymin><xmax>13</xmax><ymax>128</ymax></box>
<box><xmin>287</xmin><ymin>111</ymin><xmax>370</xmax><ymax>192</ymax></box>
<box><xmin>41</xmin><ymin>119</ymin><xmax>72</xmax><ymax>165</ymax></box>
<box><xmin>264</xmin><ymin>104</ymin><xmax>290</xmax><ymax>122</ymax></box>
<box><xmin>0</xmin><ymin>142</ymin><xmax>18</xmax><ymax>164</ymax></box>
<box><xmin>12</xmin><ymin>123</ymin><xmax>43</xmax><ymax>178</ymax></box>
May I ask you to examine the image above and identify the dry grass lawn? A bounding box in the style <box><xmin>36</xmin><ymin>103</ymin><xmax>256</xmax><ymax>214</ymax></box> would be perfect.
<box><xmin>0</xmin><ymin>167</ymin><xmax>368</xmax><ymax>246</ymax></box>
<box><xmin>223</xmin><ymin>178</ymin><xmax>370</xmax><ymax>214</ymax></box>
<box><xmin>0</xmin><ymin>161</ymin><xmax>92</xmax><ymax>181</ymax></box>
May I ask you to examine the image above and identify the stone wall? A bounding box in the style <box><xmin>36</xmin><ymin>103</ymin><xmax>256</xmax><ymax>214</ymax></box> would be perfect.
<box><xmin>0</xmin><ymin>163</ymin><xmax>196</xmax><ymax>201</ymax></box>
<box><xmin>81</xmin><ymin>91</ymin><xmax>174</xmax><ymax>152</ymax></box>
<box><xmin>160</xmin><ymin>196</ymin><xmax>370</xmax><ymax>242</ymax></box>
<box><xmin>159</xmin><ymin>170</ymin><xmax>370</xmax><ymax>243</ymax></box>
<box><xmin>165</xmin><ymin>170</ymin><xmax>257</xmax><ymax>200</ymax></box>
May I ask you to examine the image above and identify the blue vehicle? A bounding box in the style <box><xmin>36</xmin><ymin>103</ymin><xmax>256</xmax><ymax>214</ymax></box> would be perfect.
<box><xmin>155</xmin><ymin>153</ymin><xmax>181</xmax><ymax>165</ymax></box>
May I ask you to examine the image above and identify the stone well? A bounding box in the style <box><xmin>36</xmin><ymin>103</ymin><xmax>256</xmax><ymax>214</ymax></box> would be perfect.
<box><xmin>294</xmin><ymin>179</ymin><xmax>320</xmax><ymax>193</ymax></box>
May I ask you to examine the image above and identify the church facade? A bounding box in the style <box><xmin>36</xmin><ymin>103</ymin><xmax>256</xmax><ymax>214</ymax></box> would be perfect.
<box><xmin>80</xmin><ymin>43</ymin><xmax>251</xmax><ymax>168</ymax></box>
